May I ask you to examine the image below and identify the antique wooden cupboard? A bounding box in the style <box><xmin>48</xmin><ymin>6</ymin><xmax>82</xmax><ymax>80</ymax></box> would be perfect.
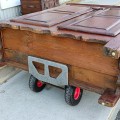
<box><xmin>20</xmin><ymin>0</ymin><xmax>59</xmax><ymax>14</ymax></box>
<box><xmin>0</xmin><ymin>3</ymin><xmax>120</xmax><ymax>107</ymax></box>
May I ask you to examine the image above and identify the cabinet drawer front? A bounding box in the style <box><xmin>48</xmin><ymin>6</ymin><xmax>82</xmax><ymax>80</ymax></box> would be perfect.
<box><xmin>22</xmin><ymin>4</ymin><xmax>41</xmax><ymax>9</ymax></box>
<box><xmin>21</xmin><ymin>8</ymin><xmax>41</xmax><ymax>14</ymax></box>
<box><xmin>21</xmin><ymin>0</ymin><xmax>40</xmax><ymax>5</ymax></box>
<box><xmin>21</xmin><ymin>4</ymin><xmax>41</xmax><ymax>14</ymax></box>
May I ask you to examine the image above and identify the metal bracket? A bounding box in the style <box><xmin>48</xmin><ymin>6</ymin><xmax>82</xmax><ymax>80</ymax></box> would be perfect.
<box><xmin>28</xmin><ymin>56</ymin><xmax>68</xmax><ymax>87</ymax></box>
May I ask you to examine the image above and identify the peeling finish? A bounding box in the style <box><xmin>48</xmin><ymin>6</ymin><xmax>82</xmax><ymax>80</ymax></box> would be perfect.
<box><xmin>58</xmin><ymin>33</ymin><xmax>76</xmax><ymax>39</ymax></box>
<box><xmin>41</xmin><ymin>30</ymin><xmax>51</xmax><ymax>34</ymax></box>
<box><xmin>0</xmin><ymin>23</ymin><xmax>113</xmax><ymax>45</ymax></box>
<box><xmin>84</xmin><ymin>38</ymin><xmax>107</xmax><ymax>44</ymax></box>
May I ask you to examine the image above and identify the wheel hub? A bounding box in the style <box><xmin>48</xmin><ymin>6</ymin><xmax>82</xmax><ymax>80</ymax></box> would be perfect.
<box><xmin>74</xmin><ymin>87</ymin><xmax>81</xmax><ymax>100</ymax></box>
<box><xmin>37</xmin><ymin>81</ymin><xmax>43</xmax><ymax>87</ymax></box>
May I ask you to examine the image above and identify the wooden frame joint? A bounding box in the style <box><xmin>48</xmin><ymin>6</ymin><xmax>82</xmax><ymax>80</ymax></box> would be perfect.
<box><xmin>98</xmin><ymin>88</ymin><xmax>119</xmax><ymax>107</ymax></box>
<box><xmin>104</xmin><ymin>39</ymin><xmax>120</xmax><ymax>59</ymax></box>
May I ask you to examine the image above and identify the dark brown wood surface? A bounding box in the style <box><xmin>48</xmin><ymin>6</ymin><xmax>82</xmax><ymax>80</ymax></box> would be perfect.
<box><xmin>20</xmin><ymin>0</ymin><xmax>59</xmax><ymax>14</ymax></box>
<box><xmin>2</xmin><ymin>28</ymin><xmax>119</xmax><ymax>76</ymax></box>
<box><xmin>58</xmin><ymin>8</ymin><xmax>120</xmax><ymax>36</ymax></box>
<box><xmin>21</xmin><ymin>0</ymin><xmax>42</xmax><ymax>14</ymax></box>
<box><xmin>11</xmin><ymin>5</ymin><xmax>92</xmax><ymax>27</ymax></box>
<box><xmin>67</xmin><ymin>2</ymin><xmax>120</xmax><ymax>8</ymax></box>
<box><xmin>98</xmin><ymin>88</ymin><xmax>120</xmax><ymax>107</ymax></box>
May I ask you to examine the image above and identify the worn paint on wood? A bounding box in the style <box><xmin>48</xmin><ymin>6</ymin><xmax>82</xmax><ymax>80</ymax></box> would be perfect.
<box><xmin>0</xmin><ymin>4</ymin><xmax>120</xmax><ymax>106</ymax></box>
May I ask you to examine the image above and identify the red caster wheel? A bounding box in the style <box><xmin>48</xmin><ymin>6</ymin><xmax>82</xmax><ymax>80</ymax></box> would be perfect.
<box><xmin>65</xmin><ymin>86</ymin><xmax>83</xmax><ymax>106</ymax></box>
<box><xmin>29</xmin><ymin>75</ymin><xmax>46</xmax><ymax>92</ymax></box>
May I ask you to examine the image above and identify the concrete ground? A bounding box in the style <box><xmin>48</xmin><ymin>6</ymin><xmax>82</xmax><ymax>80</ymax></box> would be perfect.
<box><xmin>109</xmin><ymin>101</ymin><xmax>120</xmax><ymax>120</ymax></box>
<box><xmin>0</xmin><ymin>71</ymin><xmax>119</xmax><ymax>120</ymax></box>
<box><xmin>0</xmin><ymin>66</ymin><xmax>20</xmax><ymax>84</ymax></box>
<box><xmin>115</xmin><ymin>110</ymin><xmax>120</xmax><ymax>120</ymax></box>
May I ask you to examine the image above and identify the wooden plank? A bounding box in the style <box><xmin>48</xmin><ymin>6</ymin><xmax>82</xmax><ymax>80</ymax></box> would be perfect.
<box><xmin>67</xmin><ymin>3</ymin><xmax>120</xmax><ymax>8</ymax></box>
<box><xmin>96</xmin><ymin>9</ymin><xmax>120</xmax><ymax>17</ymax></box>
<box><xmin>104</xmin><ymin>38</ymin><xmax>120</xmax><ymax>59</ymax></box>
<box><xmin>58</xmin><ymin>8</ymin><xmax>120</xmax><ymax>37</ymax></box>
<box><xmin>0</xmin><ymin>15</ymin><xmax>117</xmax><ymax>45</ymax></box>
<box><xmin>98</xmin><ymin>88</ymin><xmax>120</xmax><ymax>107</ymax></box>
<box><xmin>69</xmin><ymin>79</ymin><xmax>104</xmax><ymax>94</ymax></box>
<box><xmin>11</xmin><ymin>5</ymin><xmax>92</xmax><ymax>27</ymax></box>
<box><xmin>2</xmin><ymin>29</ymin><xmax>119</xmax><ymax>76</ymax></box>
<box><xmin>71</xmin><ymin>66</ymin><xmax>117</xmax><ymax>90</ymax></box>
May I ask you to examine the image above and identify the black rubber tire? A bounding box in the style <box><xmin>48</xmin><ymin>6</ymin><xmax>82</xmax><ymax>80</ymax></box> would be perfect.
<box><xmin>29</xmin><ymin>75</ymin><xmax>46</xmax><ymax>92</ymax></box>
<box><xmin>65</xmin><ymin>86</ymin><xmax>83</xmax><ymax>106</ymax></box>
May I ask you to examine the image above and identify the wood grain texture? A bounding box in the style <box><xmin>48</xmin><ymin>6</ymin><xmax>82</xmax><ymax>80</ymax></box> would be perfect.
<box><xmin>11</xmin><ymin>5</ymin><xmax>92</xmax><ymax>27</ymax></box>
<box><xmin>71</xmin><ymin>66</ymin><xmax>117</xmax><ymax>90</ymax></box>
<box><xmin>1</xmin><ymin>28</ymin><xmax>118</xmax><ymax>94</ymax></box>
<box><xmin>2</xmin><ymin>29</ymin><xmax>119</xmax><ymax>76</ymax></box>
<box><xmin>58</xmin><ymin>8</ymin><xmax>120</xmax><ymax>37</ymax></box>
<box><xmin>69</xmin><ymin>79</ymin><xmax>104</xmax><ymax>94</ymax></box>
<box><xmin>98</xmin><ymin>88</ymin><xmax>120</xmax><ymax>107</ymax></box>
<box><xmin>67</xmin><ymin>3</ymin><xmax>120</xmax><ymax>8</ymax></box>
<box><xmin>0</xmin><ymin>12</ymin><xmax>116</xmax><ymax>44</ymax></box>
<box><xmin>20</xmin><ymin>0</ymin><xmax>59</xmax><ymax>15</ymax></box>
<box><xmin>4</xmin><ymin>50</ymin><xmax>117</xmax><ymax>94</ymax></box>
